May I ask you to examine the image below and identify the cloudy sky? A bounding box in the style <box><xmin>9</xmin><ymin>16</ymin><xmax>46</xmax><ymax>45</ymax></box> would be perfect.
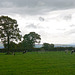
<box><xmin>0</xmin><ymin>0</ymin><xmax>75</xmax><ymax>44</ymax></box>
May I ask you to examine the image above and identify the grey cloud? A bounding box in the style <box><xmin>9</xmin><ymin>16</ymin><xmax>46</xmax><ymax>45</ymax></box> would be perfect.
<box><xmin>63</xmin><ymin>14</ymin><xmax>72</xmax><ymax>20</ymax></box>
<box><xmin>3</xmin><ymin>0</ymin><xmax>75</xmax><ymax>9</ymax></box>
<box><xmin>39</xmin><ymin>17</ymin><xmax>44</xmax><ymax>21</ymax></box>
<box><xmin>26</xmin><ymin>23</ymin><xmax>44</xmax><ymax>29</ymax></box>
<box><xmin>0</xmin><ymin>0</ymin><xmax>75</xmax><ymax>15</ymax></box>
<box><xmin>60</xmin><ymin>14</ymin><xmax>72</xmax><ymax>21</ymax></box>
<box><xmin>26</xmin><ymin>23</ymin><xmax>37</xmax><ymax>29</ymax></box>
<box><xmin>1</xmin><ymin>1</ymin><xmax>14</xmax><ymax>7</ymax></box>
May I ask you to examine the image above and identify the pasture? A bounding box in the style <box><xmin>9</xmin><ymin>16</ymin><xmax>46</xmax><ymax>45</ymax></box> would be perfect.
<box><xmin>0</xmin><ymin>51</ymin><xmax>75</xmax><ymax>75</ymax></box>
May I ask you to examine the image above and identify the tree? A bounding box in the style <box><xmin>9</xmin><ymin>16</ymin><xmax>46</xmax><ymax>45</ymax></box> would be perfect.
<box><xmin>0</xmin><ymin>16</ymin><xmax>22</xmax><ymax>54</ymax></box>
<box><xmin>42</xmin><ymin>43</ymin><xmax>54</xmax><ymax>50</ymax></box>
<box><xmin>9</xmin><ymin>42</ymin><xmax>17</xmax><ymax>49</ymax></box>
<box><xmin>22</xmin><ymin>32</ymin><xmax>41</xmax><ymax>49</ymax></box>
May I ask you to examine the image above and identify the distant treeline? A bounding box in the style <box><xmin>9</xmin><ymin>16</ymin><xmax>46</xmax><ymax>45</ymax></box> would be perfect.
<box><xmin>0</xmin><ymin>47</ymin><xmax>74</xmax><ymax>53</ymax></box>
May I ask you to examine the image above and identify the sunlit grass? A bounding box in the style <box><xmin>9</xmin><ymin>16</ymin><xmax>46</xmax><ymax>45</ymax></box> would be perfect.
<box><xmin>0</xmin><ymin>51</ymin><xmax>75</xmax><ymax>75</ymax></box>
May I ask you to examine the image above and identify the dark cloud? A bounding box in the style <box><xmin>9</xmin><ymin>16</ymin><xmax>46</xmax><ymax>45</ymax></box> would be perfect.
<box><xmin>39</xmin><ymin>17</ymin><xmax>44</xmax><ymax>21</ymax></box>
<box><xmin>0</xmin><ymin>0</ymin><xmax>75</xmax><ymax>15</ymax></box>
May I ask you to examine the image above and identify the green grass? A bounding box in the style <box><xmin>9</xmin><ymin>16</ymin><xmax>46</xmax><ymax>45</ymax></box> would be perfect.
<box><xmin>0</xmin><ymin>51</ymin><xmax>75</xmax><ymax>75</ymax></box>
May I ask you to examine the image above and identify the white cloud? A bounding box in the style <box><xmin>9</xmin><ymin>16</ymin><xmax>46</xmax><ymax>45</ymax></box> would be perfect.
<box><xmin>6</xmin><ymin>8</ymin><xmax>75</xmax><ymax>44</ymax></box>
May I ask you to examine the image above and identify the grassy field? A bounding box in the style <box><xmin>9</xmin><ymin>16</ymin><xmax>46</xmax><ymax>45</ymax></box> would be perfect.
<box><xmin>0</xmin><ymin>51</ymin><xmax>75</xmax><ymax>75</ymax></box>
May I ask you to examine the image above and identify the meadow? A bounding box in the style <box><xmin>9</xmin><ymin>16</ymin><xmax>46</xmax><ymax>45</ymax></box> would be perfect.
<box><xmin>0</xmin><ymin>51</ymin><xmax>75</xmax><ymax>75</ymax></box>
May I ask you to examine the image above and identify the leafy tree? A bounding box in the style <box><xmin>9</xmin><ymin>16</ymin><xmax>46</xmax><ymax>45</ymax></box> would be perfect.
<box><xmin>17</xmin><ymin>42</ymin><xmax>23</xmax><ymax>49</ymax></box>
<box><xmin>22</xmin><ymin>32</ymin><xmax>41</xmax><ymax>49</ymax></box>
<box><xmin>0</xmin><ymin>16</ymin><xmax>22</xmax><ymax>53</ymax></box>
<box><xmin>43</xmin><ymin>43</ymin><xmax>54</xmax><ymax>50</ymax></box>
<box><xmin>49</xmin><ymin>44</ymin><xmax>54</xmax><ymax>48</ymax></box>
<box><xmin>9</xmin><ymin>42</ymin><xmax>17</xmax><ymax>49</ymax></box>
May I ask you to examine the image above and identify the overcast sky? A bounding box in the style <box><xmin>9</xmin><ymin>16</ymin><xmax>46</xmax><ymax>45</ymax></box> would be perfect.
<box><xmin>0</xmin><ymin>0</ymin><xmax>75</xmax><ymax>44</ymax></box>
